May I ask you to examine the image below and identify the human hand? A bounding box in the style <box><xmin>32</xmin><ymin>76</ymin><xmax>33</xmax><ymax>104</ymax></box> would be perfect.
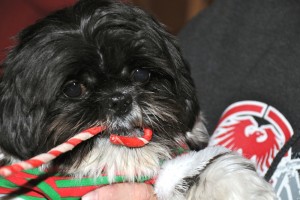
<box><xmin>82</xmin><ymin>183</ymin><xmax>157</xmax><ymax>200</ymax></box>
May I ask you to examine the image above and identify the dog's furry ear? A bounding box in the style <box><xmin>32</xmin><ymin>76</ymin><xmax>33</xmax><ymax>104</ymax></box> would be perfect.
<box><xmin>180</xmin><ymin>60</ymin><xmax>209</xmax><ymax>150</ymax></box>
<box><xmin>0</xmin><ymin>64</ymin><xmax>44</xmax><ymax>160</ymax></box>
<box><xmin>159</xmin><ymin>34</ymin><xmax>207</xmax><ymax>150</ymax></box>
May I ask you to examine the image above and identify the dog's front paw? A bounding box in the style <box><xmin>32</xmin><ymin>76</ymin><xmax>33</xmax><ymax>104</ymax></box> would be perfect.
<box><xmin>154</xmin><ymin>146</ymin><xmax>276</xmax><ymax>200</ymax></box>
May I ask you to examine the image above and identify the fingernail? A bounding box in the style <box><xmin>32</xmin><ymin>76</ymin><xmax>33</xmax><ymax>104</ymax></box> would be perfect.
<box><xmin>82</xmin><ymin>191</ymin><xmax>97</xmax><ymax>200</ymax></box>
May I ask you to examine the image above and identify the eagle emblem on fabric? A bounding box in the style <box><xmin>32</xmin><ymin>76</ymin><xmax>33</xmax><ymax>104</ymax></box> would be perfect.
<box><xmin>209</xmin><ymin>101</ymin><xmax>300</xmax><ymax>199</ymax></box>
<box><xmin>209</xmin><ymin>100</ymin><xmax>293</xmax><ymax>175</ymax></box>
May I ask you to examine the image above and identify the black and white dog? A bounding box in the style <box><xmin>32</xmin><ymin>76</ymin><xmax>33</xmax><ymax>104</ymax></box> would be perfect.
<box><xmin>0</xmin><ymin>0</ymin><xmax>275</xmax><ymax>199</ymax></box>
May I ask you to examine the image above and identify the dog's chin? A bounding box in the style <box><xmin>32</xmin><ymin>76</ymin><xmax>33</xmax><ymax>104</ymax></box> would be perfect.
<box><xmin>54</xmin><ymin>138</ymin><xmax>172</xmax><ymax>183</ymax></box>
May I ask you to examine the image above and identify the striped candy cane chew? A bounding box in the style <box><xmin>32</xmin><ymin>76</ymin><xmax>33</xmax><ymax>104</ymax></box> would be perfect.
<box><xmin>0</xmin><ymin>126</ymin><xmax>105</xmax><ymax>177</ymax></box>
<box><xmin>110</xmin><ymin>128</ymin><xmax>153</xmax><ymax>148</ymax></box>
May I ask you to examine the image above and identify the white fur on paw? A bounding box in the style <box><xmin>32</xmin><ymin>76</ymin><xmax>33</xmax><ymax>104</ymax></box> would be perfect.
<box><xmin>154</xmin><ymin>146</ymin><xmax>229</xmax><ymax>200</ymax></box>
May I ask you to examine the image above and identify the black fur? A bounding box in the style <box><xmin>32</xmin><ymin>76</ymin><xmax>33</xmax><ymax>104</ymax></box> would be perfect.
<box><xmin>0</xmin><ymin>0</ymin><xmax>200</xmax><ymax>169</ymax></box>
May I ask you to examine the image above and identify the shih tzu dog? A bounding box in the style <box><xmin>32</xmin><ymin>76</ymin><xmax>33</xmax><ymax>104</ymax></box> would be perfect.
<box><xmin>0</xmin><ymin>0</ymin><xmax>275</xmax><ymax>199</ymax></box>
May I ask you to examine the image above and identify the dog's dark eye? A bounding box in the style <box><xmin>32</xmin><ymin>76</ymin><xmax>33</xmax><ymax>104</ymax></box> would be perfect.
<box><xmin>63</xmin><ymin>81</ymin><xmax>86</xmax><ymax>98</ymax></box>
<box><xmin>131</xmin><ymin>68</ymin><xmax>151</xmax><ymax>84</ymax></box>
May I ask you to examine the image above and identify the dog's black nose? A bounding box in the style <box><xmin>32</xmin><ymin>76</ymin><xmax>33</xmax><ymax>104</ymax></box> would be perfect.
<box><xmin>107</xmin><ymin>93</ymin><xmax>133</xmax><ymax>115</ymax></box>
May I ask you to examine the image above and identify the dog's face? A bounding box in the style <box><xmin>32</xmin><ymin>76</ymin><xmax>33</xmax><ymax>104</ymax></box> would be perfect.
<box><xmin>0</xmin><ymin>0</ymin><xmax>206</xmax><ymax>179</ymax></box>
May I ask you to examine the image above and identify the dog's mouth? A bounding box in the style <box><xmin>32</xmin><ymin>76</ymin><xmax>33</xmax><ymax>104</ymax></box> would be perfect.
<box><xmin>105</xmin><ymin>127</ymin><xmax>153</xmax><ymax>148</ymax></box>
<box><xmin>109</xmin><ymin>127</ymin><xmax>144</xmax><ymax>137</ymax></box>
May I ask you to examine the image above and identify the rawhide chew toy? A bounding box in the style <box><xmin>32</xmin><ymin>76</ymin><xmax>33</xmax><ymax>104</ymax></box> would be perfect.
<box><xmin>0</xmin><ymin>126</ymin><xmax>153</xmax><ymax>177</ymax></box>
<box><xmin>110</xmin><ymin>128</ymin><xmax>153</xmax><ymax>147</ymax></box>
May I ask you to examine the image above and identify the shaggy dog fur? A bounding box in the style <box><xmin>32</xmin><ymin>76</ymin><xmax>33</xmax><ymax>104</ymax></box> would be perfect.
<box><xmin>0</xmin><ymin>0</ymin><xmax>275</xmax><ymax>199</ymax></box>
